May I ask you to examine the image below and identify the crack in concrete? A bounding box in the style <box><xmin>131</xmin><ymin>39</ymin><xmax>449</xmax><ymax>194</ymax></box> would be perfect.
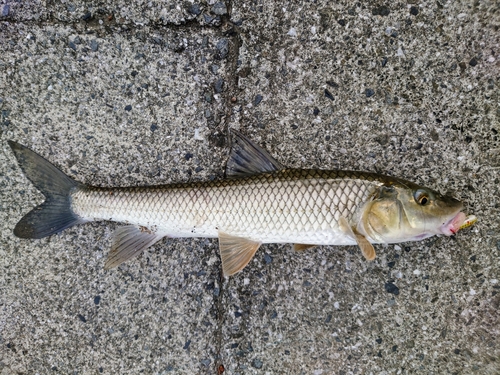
<box><xmin>210</xmin><ymin>3</ymin><xmax>244</xmax><ymax>374</ymax></box>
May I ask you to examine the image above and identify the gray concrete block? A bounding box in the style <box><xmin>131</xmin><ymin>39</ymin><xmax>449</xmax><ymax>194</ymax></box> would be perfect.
<box><xmin>221</xmin><ymin>0</ymin><xmax>500</xmax><ymax>373</ymax></box>
<box><xmin>0</xmin><ymin>0</ymin><xmax>219</xmax><ymax>25</ymax></box>
<box><xmin>1</xmin><ymin>0</ymin><xmax>499</xmax><ymax>374</ymax></box>
<box><xmin>0</xmin><ymin>20</ymin><xmax>229</xmax><ymax>374</ymax></box>
<box><xmin>0</xmin><ymin>1</ymin><xmax>47</xmax><ymax>21</ymax></box>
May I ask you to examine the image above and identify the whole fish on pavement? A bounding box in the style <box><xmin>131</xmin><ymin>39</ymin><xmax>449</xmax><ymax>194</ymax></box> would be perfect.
<box><xmin>8</xmin><ymin>131</ymin><xmax>474</xmax><ymax>276</ymax></box>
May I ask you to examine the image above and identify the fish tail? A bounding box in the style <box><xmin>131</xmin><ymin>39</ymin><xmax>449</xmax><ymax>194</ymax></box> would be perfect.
<box><xmin>8</xmin><ymin>141</ymin><xmax>87</xmax><ymax>239</ymax></box>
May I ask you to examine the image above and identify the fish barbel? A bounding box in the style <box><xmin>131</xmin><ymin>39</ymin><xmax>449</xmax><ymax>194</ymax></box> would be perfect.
<box><xmin>8</xmin><ymin>131</ymin><xmax>469</xmax><ymax>275</ymax></box>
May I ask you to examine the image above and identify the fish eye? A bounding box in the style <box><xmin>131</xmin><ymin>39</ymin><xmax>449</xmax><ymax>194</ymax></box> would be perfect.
<box><xmin>414</xmin><ymin>189</ymin><xmax>430</xmax><ymax>206</ymax></box>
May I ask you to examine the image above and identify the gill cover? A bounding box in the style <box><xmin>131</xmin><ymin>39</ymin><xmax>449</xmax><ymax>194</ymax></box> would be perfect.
<box><xmin>361</xmin><ymin>185</ymin><xmax>410</xmax><ymax>243</ymax></box>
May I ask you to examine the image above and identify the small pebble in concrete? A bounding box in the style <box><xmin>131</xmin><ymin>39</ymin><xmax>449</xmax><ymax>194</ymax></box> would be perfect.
<box><xmin>188</xmin><ymin>4</ymin><xmax>202</xmax><ymax>16</ymax></box>
<box><xmin>254</xmin><ymin>94</ymin><xmax>263</xmax><ymax>106</ymax></box>
<box><xmin>373</xmin><ymin>5</ymin><xmax>390</xmax><ymax>16</ymax></box>
<box><xmin>200</xmin><ymin>358</ymin><xmax>211</xmax><ymax>367</ymax></box>
<box><xmin>385</xmin><ymin>282</ymin><xmax>400</xmax><ymax>295</ymax></box>
<box><xmin>252</xmin><ymin>359</ymin><xmax>263</xmax><ymax>369</ymax></box>
<box><xmin>90</xmin><ymin>40</ymin><xmax>99</xmax><ymax>52</ymax></box>
<box><xmin>324</xmin><ymin>89</ymin><xmax>334</xmax><ymax>100</ymax></box>
<box><xmin>203</xmin><ymin>14</ymin><xmax>214</xmax><ymax>24</ymax></box>
<box><xmin>326</xmin><ymin>80</ymin><xmax>338</xmax><ymax>88</ymax></box>
<box><xmin>410</xmin><ymin>6</ymin><xmax>419</xmax><ymax>16</ymax></box>
<box><xmin>212</xmin><ymin>2</ymin><xmax>227</xmax><ymax>15</ymax></box>
<box><xmin>214</xmin><ymin>78</ymin><xmax>224</xmax><ymax>93</ymax></box>
<box><xmin>2</xmin><ymin>4</ymin><xmax>10</xmax><ymax>16</ymax></box>
<box><xmin>216</xmin><ymin>38</ymin><xmax>229</xmax><ymax>59</ymax></box>
<box><xmin>365</xmin><ymin>88</ymin><xmax>375</xmax><ymax>97</ymax></box>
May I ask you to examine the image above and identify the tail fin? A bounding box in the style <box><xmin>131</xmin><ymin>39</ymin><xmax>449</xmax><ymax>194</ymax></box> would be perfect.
<box><xmin>8</xmin><ymin>141</ymin><xmax>86</xmax><ymax>239</ymax></box>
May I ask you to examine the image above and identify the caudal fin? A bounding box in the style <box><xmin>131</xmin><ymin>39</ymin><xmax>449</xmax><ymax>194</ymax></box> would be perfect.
<box><xmin>8</xmin><ymin>141</ymin><xmax>86</xmax><ymax>239</ymax></box>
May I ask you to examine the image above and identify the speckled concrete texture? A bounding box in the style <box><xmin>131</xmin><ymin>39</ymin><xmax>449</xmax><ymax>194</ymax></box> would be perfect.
<box><xmin>1</xmin><ymin>0</ymin><xmax>499</xmax><ymax>374</ymax></box>
<box><xmin>0</xmin><ymin>0</ymin><xmax>227</xmax><ymax>25</ymax></box>
<box><xmin>0</xmin><ymin>17</ymin><xmax>228</xmax><ymax>375</ymax></box>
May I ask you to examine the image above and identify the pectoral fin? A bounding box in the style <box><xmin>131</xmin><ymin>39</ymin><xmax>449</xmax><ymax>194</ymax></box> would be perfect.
<box><xmin>293</xmin><ymin>244</ymin><xmax>316</xmax><ymax>251</ymax></box>
<box><xmin>353</xmin><ymin>232</ymin><xmax>376</xmax><ymax>261</ymax></box>
<box><xmin>339</xmin><ymin>216</ymin><xmax>376</xmax><ymax>261</ymax></box>
<box><xmin>218</xmin><ymin>231</ymin><xmax>261</xmax><ymax>276</ymax></box>
<box><xmin>105</xmin><ymin>225</ymin><xmax>165</xmax><ymax>269</ymax></box>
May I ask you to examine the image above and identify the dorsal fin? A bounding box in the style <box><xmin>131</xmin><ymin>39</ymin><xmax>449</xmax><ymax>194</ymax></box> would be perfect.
<box><xmin>225</xmin><ymin>130</ymin><xmax>283</xmax><ymax>177</ymax></box>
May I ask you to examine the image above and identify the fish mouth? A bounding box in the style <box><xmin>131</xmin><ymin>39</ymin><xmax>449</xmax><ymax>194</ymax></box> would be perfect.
<box><xmin>439</xmin><ymin>211</ymin><xmax>466</xmax><ymax>236</ymax></box>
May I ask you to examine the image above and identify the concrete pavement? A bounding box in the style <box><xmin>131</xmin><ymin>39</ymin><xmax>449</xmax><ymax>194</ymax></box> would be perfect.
<box><xmin>1</xmin><ymin>1</ymin><xmax>499</xmax><ymax>373</ymax></box>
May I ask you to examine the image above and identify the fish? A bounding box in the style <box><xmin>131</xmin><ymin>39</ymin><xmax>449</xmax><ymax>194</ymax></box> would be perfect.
<box><xmin>8</xmin><ymin>131</ymin><xmax>471</xmax><ymax>276</ymax></box>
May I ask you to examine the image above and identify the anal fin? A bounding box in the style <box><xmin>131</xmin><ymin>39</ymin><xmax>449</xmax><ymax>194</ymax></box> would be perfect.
<box><xmin>293</xmin><ymin>243</ymin><xmax>316</xmax><ymax>252</ymax></box>
<box><xmin>339</xmin><ymin>216</ymin><xmax>376</xmax><ymax>261</ymax></box>
<box><xmin>105</xmin><ymin>225</ymin><xmax>165</xmax><ymax>269</ymax></box>
<box><xmin>218</xmin><ymin>231</ymin><xmax>261</xmax><ymax>276</ymax></box>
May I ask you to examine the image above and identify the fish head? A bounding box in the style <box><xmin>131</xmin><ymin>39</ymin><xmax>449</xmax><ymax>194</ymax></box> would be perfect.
<box><xmin>362</xmin><ymin>182</ymin><xmax>464</xmax><ymax>243</ymax></box>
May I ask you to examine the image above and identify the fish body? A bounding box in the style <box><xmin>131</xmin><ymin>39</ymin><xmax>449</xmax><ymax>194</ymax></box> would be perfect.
<box><xmin>73</xmin><ymin>170</ymin><xmax>387</xmax><ymax>246</ymax></box>
<box><xmin>8</xmin><ymin>131</ymin><xmax>467</xmax><ymax>275</ymax></box>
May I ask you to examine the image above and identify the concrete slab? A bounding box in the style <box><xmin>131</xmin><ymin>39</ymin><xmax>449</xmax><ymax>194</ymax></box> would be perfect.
<box><xmin>0</xmin><ymin>21</ymin><xmax>229</xmax><ymax>374</ymax></box>
<box><xmin>1</xmin><ymin>0</ymin><xmax>499</xmax><ymax>374</ymax></box>
<box><xmin>221</xmin><ymin>0</ymin><xmax>499</xmax><ymax>373</ymax></box>
<box><xmin>0</xmin><ymin>0</ymin><xmax>227</xmax><ymax>26</ymax></box>
<box><xmin>51</xmin><ymin>1</ymin><xmax>228</xmax><ymax>26</ymax></box>
<box><xmin>0</xmin><ymin>0</ymin><xmax>47</xmax><ymax>21</ymax></box>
